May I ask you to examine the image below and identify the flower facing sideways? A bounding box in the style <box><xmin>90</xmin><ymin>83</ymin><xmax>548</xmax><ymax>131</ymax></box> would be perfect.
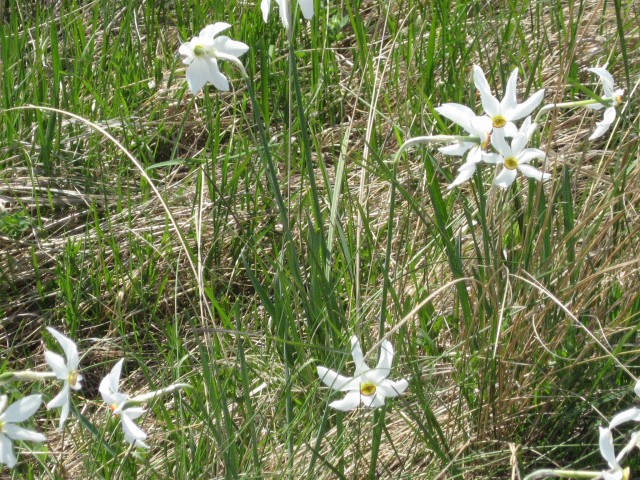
<box><xmin>317</xmin><ymin>336</ymin><xmax>408</xmax><ymax>411</ymax></box>
<box><xmin>100</xmin><ymin>359</ymin><xmax>148</xmax><ymax>449</ymax></box>
<box><xmin>179</xmin><ymin>23</ymin><xmax>249</xmax><ymax>95</ymax></box>
<box><xmin>261</xmin><ymin>0</ymin><xmax>314</xmax><ymax>31</ymax></box>
<box><xmin>0</xmin><ymin>394</ymin><xmax>46</xmax><ymax>469</ymax></box>
<box><xmin>473</xmin><ymin>65</ymin><xmax>545</xmax><ymax>129</ymax></box>
<box><xmin>587</xmin><ymin>66</ymin><xmax>624</xmax><ymax>140</ymax></box>
<box><xmin>599</xmin><ymin>427</ymin><xmax>630</xmax><ymax>480</ymax></box>
<box><xmin>434</xmin><ymin>103</ymin><xmax>495</xmax><ymax>189</ymax></box>
<box><xmin>482</xmin><ymin>117</ymin><xmax>549</xmax><ymax>189</ymax></box>
<box><xmin>44</xmin><ymin>327</ymin><xmax>83</xmax><ymax>431</ymax></box>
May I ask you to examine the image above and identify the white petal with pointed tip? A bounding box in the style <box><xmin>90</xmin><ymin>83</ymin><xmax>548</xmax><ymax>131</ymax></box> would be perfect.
<box><xmin>329</xmin><ymin>391</ymin><xmax>361</xmax><ymax>411</ymax></box>
<box><xmin>3</xmin><ymin>424</ymin><xmax>46</xmax><ymax>443</ymax></box>
<box><xmin>494</xmin><ymin>168</ymin><xmax>517</xmax><ymax>188</ymax></box>
<box><xmin>316</xmin><ymin>367</ymin><xmax>356</xmax><ymax>391</ymax></box>
<box><xmin>2</xmin><ymin>395</ymin><xmax>42</xmax><ymax>423</ymax></box>
<box><xmin>518</xmin><ymin>164</ymin><xmax>549</xmax><ymax>181</ymax></box>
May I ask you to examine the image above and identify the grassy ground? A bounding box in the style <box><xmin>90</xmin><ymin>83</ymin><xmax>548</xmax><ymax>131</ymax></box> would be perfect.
<box><xmin>1</xmin><ymin>0</ymin><xmax>639</xmax><ymax>478</ymax></box>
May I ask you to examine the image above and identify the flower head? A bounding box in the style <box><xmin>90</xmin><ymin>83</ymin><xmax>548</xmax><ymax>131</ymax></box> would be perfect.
<box><xmin>482</xmin><ymin>117</ymin><xmax>549</xmax><ymax>188</ymax></box>
<box><xmin>317</xmin><ymin>336</ymin><xmax>408</xmax><ymax>411</ymax></box>
<box><xmin>0</xmin><ymin>394</ymin><xmax>46</xmax><ymax>468</ymax></box>
<box><xmin>179</xmin><ymin>23</ymin><xmax>249</xmax><ymax>95</ymax></box>
<box><xmin>473</xmin><ymin>65</ymin><xmax>545</xmax><ymax>129</ymax></box>
<box><xmin>99</xmin><ymin>359</ymin><xmax>148</xmax><ymax>449</ymax></box>
<box><xmin>44</xmin><ymin>327</ymin><xmax>83</xmax><ymax>431</ymax></box>
<box><xmin>435</xmin><ymin>103</ymin><xmax>497</xmax><ymax>189</ymax></box>
<box><xmin>261</xmin><ymin>0</ymin><xmax>314</xmax><ymax>31</ymax></box>
<box><xmin>587</xmin><ymin>66</ymin><xmax>624</xmax><ymax>140</ymax></box>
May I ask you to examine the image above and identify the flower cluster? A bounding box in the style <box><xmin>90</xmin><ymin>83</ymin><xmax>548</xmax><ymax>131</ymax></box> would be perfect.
<box><xmin>0</xmin><ymin>328</ymin><xmax>188</xmax><ymax>469</ymax></box>
<box><xmin>430</xmin><ymin>64</ymin><xmax>623</xmax><ymax>190</ymax></box>
<box><xmin>434</xmin><ymin>65</ymin><xmax>547</xmax><ymax>190</ymax></box>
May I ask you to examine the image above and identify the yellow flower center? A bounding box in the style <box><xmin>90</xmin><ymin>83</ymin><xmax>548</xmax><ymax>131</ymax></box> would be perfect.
<box><xmin>109</xmin><ymin>404</ymin><xmax>118</xmax><ymax>414</ymax></box>
<box><xmin>622</xmin><ymin>467</ymin><xmax>630</xmax><ymax>480</ymax></box>
<box><xmin>68</xmin><ymin>370</ymin><xmax>78</xmax><ymax>386</ymax></box>
<box><xmin>615</xmin><ymin>95</ymin><xmax>623</xmax><ymax>106</ymax></box>
<box><xmin>504</xmin><ymin>156</ymin><xmax>518</xmax><ymax>170</ymax></box>
<box><xmin>0</xmin><ymin>420</ymin><xmax>4</xmax><ymax>433</ymax></box>
<box><xmin>492</xmin><ymin>115</ymin><xmax>507</xmax><ymax>128</ymax></box>
<box><xmin>360</xmin><ymin>382</ymin><xmax>376</xmax><ymax>396</ymax></box>
<box><xmin>193</xmin><ymin>44</ymin><xmax>206</xmax><ymax>56</ymax></box>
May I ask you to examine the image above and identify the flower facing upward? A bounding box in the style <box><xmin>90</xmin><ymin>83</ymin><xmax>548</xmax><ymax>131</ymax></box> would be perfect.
<box><xmin>482</xmin><ymin>117</ymin><xmax>549</xmax><ymax>188</ymax></box>
<box><xmin>261</xmin><ymin>0</ymin><xmax>314</xmax><ymax>31</ymax></box>
<box><xmin>0</xmin><ymin>394</ymin><xmax>46</xmax><ymax>469</ymax></box>
<box><xmin>99</xmin><ymin>359</ymin><xmax>148</xmax><ymax>449</ymax></box>
<box><xmin>317</xmin><ymin>336</ymin><xmax>408</xmax><ymax>411</ymax></box>
<box><xmin>179</xmin><ymin>23</ymin><xmax>249</xmax><ymax>95</ymax></box>
<box><xmin>44</xmin><ymin>327</ymin><xmax>83</xmax><ymax>431</ymax></box>
<box><xmin>587</xmin><ymin>66</ymin><xmax>624</xmax><ymax>140</ymax></box>
<box><xmin>473</xmin><ymin>65</ymin><xmax>545</xmax><ymax>129</ymax></box>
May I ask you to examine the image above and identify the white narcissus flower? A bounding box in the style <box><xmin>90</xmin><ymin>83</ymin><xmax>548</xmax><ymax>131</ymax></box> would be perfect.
<box><xmin>179</xmin><ymin>23</ymin><xmax>249</xmax><ymax>95</ymax></box>
<box><xmin>99</xmin><ymin>360</ymin><xmax>149</xmax><ymax>449</ymax></box>
<box><xmin>317</xmin><ymin>336</ymin><xmax>408</xmax><ymax>411</ymax></box>
<box><xmin>435</xmin><ymin>103</ymin><xmax>494</xmax><ymax>189</ymax></box>
<box><xmin>599</xmin><ymin>427</ymin><xmax>630</xmax><ymax>480</ymax></box>
<box><xmin>0</xmin><ymin>394</ymin><xmax>46</xmax><ymax>469</ymax></box>
<box><xmin>473</xmin><ymin>65</ymin><xmax>545</xmax><ymax>129</ymax></box>
<box><xmin>482</xmin><ymin>117</ymin><xmax>549</xmax><ymax>189</ymax></box>
<box><xmin>261</xmin><ymin>0</ymin><xmax>314</xmax><ymax>31</ymax></box>
<box><xmin>44</xmin><ymin>327</ymin><xmax>83</xmax><ymax>431</ymax></box>
<box><xmin>587</xmin><ymin>66</ymin><xmax>624</xmax><ymax>140</ymax></box>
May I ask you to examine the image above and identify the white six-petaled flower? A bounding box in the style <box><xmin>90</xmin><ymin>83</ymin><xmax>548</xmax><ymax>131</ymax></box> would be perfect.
<box><xmin>317</xmin><ymin>336</ymin><xmax>408</xmax><ymax>411</ymax></box>
<box><xmin>179</xmin><ymin>23</ymin><xmax>249</xmax><ymax>95</ymax></box>
<box><xmin>99</xmin><ymin>359</ymin><xmax>149</xmax><ymax>449</ymax></box>
<box><xmin>0</xmin><ymin>394</ymin><xmax>46</xmax><ymax>469</ymax></box>
<box><xmin>587</xmin><ymin>66</ymin><xmax>624</xmax><ymax>141</ymax></box>
<box><xmin>473</xmin><ymin>65</ymin><xmax>545</xmax><ymax>129</ymax></box>
<box><xmin>44</xmin><ymin>327</ymin><xmax>83</xmax><ymax>431</ymax></box>
<box><xmin>482</xmin><ymin>117</ymin><xmax>549</xmax><ymax>188</ymax></box>
<box><xmin>261</xmin><ymin>0</ymin><xmax>314</xmax><ymax>31</ymax></box>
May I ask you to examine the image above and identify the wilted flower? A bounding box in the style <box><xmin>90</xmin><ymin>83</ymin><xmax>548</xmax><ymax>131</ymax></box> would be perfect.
<box><xmin>587</xmin><ymin>66</ymin><xmax>624</xmax><ymax>140</ymax></box>
<box><xmin>261</xmin><ymin>0</ymin><xmax>314</xmax><ymax>31</ymax></box>
<box><xmin>179</xmin><ymin>23</ymin><xmax>249</xmax><ymax>94</ymax></box>
<box><xmin>473</xmin><ymin>65</ymin><xmax>545</xmax><ymax>129</ymax></box>
<box><xmin>317</xmin><ymin>336</ymin><xmax>408</xmax><ymax>411</ymax></box>
<box><xmin>482</xmin><ymin>117</ymin><xmax>549</xmax><ymax>188</ymax></box>
<box><xmin>100</xmin><ymin>360</ymin><xmax>148</xmax><ymax>449</ymax></box>
<box><xmin>0</xmin><ymin>394</ymin><xmax>46</xmax><ymax>469</ymax></box>
<box><xmin>44</xmin><ymin>327</ymin><xmax>83</xmax><ymax>431</ymax></box>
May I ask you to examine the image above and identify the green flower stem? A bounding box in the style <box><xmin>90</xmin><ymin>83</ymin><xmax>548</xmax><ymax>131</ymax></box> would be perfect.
<box><xmin>523</xmin><ymin>469</ymin><xmax>603</xmax><ymax>480</ymax></box>
<box><xmin>394</xmin><ymin>135</ymin><xmax>481</xmax><ymax>158</ymax></box>
<box><xmin>533</xmin><ymin>98</ymin><xmax>612</xmax><ymax>124</ymax></box>
<box><xmin>0</xmin><ymin>370</ymin><xmax>56</xmax><ymax>386</ymax></box>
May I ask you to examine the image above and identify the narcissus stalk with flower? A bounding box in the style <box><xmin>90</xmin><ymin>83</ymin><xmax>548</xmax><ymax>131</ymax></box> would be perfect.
<box><xmin>317</xmin><ymin>336</ymin><xmax>408</xmax><ymax>411</ymax></box>
<box><xmin>179</xmin><ymin>23</ymin><xmax>249</xmax><ymax>95</ymax></box>
<box><xmin>44</xmin><ymin>327</ymin><xmax>83</xmax><ymax>431</ymax></box>
<box><xmin>0</xmin><ymin>394</ymin><xmax>46</xmax><ymax>469</ymax></box>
